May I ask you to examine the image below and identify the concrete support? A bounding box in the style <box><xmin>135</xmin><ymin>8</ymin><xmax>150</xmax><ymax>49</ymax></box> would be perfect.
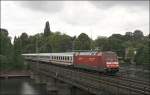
<box><xmin>34</xmin><ymin>74</ymin><xmax>41</xmax><ymax>84</ymax></box>
<box><xmin>40</xmin><ymin>75</ymin><xmax>47</xmax><ymax>84</ymax></box>
<box><xmin>70</xmin><ymin>87</ymin><xmax>92</xmax><ymax>95</ymax></box>
<box><xmin>57</xmin><ymin>81</ymin><xmax>72</xmax><ymax>95</ymax></box>
<box><xmin>46</xmin><ymin>77</ymin><xmax>58</xmax><ymax>95</ymax></box>
<box><xmin>30</xmin><ymin>72</ymin><xmax>34</xmax><ymax>79</ymax></box>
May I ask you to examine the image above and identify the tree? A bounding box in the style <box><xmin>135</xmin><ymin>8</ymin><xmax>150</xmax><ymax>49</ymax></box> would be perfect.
<box><xmin>135</xmin><ymin>42</ymin><xmax>149</xmax><ymax>65</ymax></box>
<box><xmin>124</xmin><ymin>32</ymin><xmax>133</xmax><ymax>41</ymax></box>
<box><xmin>48</xmin><ymin>32</ymin><xmax>72</xmax><ymax>52</ymax></box>
<box><xmin>20</xmin><ymin>33</ymin><xmax>29</xmax><ymax>53</ymax></box>
<box><xmin>74</xmin><ymin>33</ymin><xmax>91</xmax><ymax>50</ymax></box>
<box><xmin>94</xmin><ymin>36</ymin><xmax>109</xmax><ymax>51</ymax></box>
<box><xmin>44</xmin><ymin>21</ymin><xmax>51</xmax><ymax>36</ymax></box>
<box><xmin>108</xmin><ymin>34</ymin><xmax>125</xmax><ymax>57</ymax></box>
<box><xmin>13</xmin><ymin>36</ymin><xmax>24</xmax><ymax>69</ymax></box>
<box><xmin>133</xmin><ymin>30</ymin><xmax>143</xmax><ymax>39</ymax></box>
<box><xmin>0</xmin><ymin>28</ymin><xmax>13</xmax><ymax>70</ymax></box>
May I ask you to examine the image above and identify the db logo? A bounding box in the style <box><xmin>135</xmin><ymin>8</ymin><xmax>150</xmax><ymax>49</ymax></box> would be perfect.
<box><xmin>89</xmin><ymin>58</ymin><xmax>96</xmax><ymax>61</ymax></box>
<box><xmin>78</xmin><ymin>57</ymin><xmax>83</xmax><ymax>60</ymax></box>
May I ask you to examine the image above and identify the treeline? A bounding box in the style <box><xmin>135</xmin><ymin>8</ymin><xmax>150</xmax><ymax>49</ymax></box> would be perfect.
<box><xmin>0</xmin><ymin>21</ymin><xmax>149</xmax><ymax>70</ymax></box>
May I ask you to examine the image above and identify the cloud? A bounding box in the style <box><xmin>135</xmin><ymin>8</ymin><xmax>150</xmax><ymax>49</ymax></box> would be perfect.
<box><xmin>60</xmin><ymin>1</ymin><xmax>105</xmax><ymax>26</ymax></box>
<box><xmin>15</xmin><ymin>1</ymin><xmax>64</xmax><ymax>13</ymax></box>
<box><xmin>1</xmin><ymin>1</ymin><xmax>149</xmax><ymax>41</ymax></box>
<box><xmin>90</xmin><ymin>1</ymin><xmax>149</xmax><ymax>10</ymax></box>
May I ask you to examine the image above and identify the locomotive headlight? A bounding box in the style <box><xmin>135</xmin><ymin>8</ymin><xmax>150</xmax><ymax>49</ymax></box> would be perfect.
<box><xmin>113</xmin><ymin>62</ymin><xmax>118</xmax><ymax>64</ymax></box>
<box><xmin>106</xmin><ymin>62</ymin><xmax>111</xmax><ymax>64</ymax></box>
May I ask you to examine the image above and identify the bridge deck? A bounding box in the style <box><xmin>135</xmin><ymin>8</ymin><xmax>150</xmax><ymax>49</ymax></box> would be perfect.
<box><xmin>27</xmin><ymin>60</ymin><xmax>150</xmax><ymax>95</ymax></box>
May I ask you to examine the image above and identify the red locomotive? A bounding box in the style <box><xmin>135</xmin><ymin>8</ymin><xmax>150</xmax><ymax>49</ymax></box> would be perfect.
<box><xmin>22</xmin><ymin>51</ymin><xmax>119</xmax><ymax>73</ymax></box>
<box><xmin>74</xmin><ymin>51</ymin><xmax>119</xmax><ymax>73</ymax></box>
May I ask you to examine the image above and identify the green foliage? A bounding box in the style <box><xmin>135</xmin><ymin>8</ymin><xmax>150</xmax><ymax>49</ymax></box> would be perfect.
<box><xmin>126</xmin><ymin>47</ymin><xmax>136</xmax><ymax>58</ymax></box>
<box><xmin>0</xmin><ymin>29</ymin><xmax>14</xmax><ymax>70</ymax></box>
<box><xmin>1</xmin><ymin>25</ymin><xmax>149</xmax><ymax>70</ymax></box>
<box><xmin>135</xmin><ymin>43</ymin><xmax>149</xmax><ymax>65</ymax></box>
<box><xmin>133</xmin><ymin>30</ymin><xmax>144</xmax><ymax>40</ymax></box>
<box><xmin>44</xmin><ymin>21</ymin><xmax>51</xmax><ymax>37</ymax></box>
<box><xmin>74</xmin><ymin>33</ymin><xmax>91</xmax><ymax>50</ymax></box>
<box><xmin>108</xmin><ymin>36</ymin><xmax>125</xmax><ymax>57</ymax></box>
<box><xmin>48</xmin><ymin>32</ymin><xmax>72</xmax><ymax>52</ymax></box>
<box><xmin>94</xmin><ymin>36</ymin><xmax>110</xmax><ymax>51</ymax></box>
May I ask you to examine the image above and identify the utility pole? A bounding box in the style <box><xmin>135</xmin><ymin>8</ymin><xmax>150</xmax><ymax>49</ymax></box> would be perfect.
<box><xmin>36</xmin><ymin>34</ymin><xmax>39</xmax><ymax>53</ymax></box>
<box><xmin>36</xmin><ymin>34</ymin><xmax>39</xmax><ymax>76</ymax></box>
<box><xmin>90</xmin><ymin>26</ymin><xmax>93</xmax><ymax>51</ymax></box>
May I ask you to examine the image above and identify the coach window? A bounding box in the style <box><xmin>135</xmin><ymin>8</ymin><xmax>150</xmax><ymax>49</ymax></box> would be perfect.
<box><xmin>67</xmin><ymin>57</ymin><xmax>69</xmax><ymax>61</ymax></box>
<box><xmin>65</xmin><ymin>56</ymin><xmax>66</xmax><ymax>60</ymax></box>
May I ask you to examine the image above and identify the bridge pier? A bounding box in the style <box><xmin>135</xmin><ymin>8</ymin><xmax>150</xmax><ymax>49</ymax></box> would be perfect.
<box><xmin>30</xmin><ymin>71</ymin><xmax>34</xmax><ymax>79</ymax></box>
<box><xmin>34</xmin><ymin>74</ymin><xmax>41</xmax><ymax>84</ymax></box>
<box><xmin>46</xmin><ymin>77</ymin><xmax>58</xmax><ymax>95</ymax></box>
<box><xmin>70</xmin><ymin>86</ymin><xmax>93</xmax><ymax>95</ymax></box>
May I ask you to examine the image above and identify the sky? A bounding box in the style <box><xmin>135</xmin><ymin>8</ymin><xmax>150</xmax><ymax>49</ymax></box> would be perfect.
<box><xmin>1</xmin><ymin>0</ymin><xmax>149</xmax><ymax>41</ymax></box>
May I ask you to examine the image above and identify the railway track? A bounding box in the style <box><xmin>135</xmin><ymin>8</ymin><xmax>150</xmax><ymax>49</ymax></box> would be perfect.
<box><xmin>30</xmin><ymin>60</ymin><xmax>150</xmax><ymax>95</ymax></box>
<box><xmin>77</xmin><ymin>70</ymin><xmax>150</xmax><ymax>95</ymax></box>
<box><xmin>80</xmin><ymin>70</ymin><xmax>150</xmax><ymax>94</ymax></box>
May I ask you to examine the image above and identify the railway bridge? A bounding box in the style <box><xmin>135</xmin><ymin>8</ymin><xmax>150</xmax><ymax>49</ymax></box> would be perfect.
<box><xmin>24</xmin><ymin>59</ymin><xmax>150</xmax><ymax>95</ymax></box>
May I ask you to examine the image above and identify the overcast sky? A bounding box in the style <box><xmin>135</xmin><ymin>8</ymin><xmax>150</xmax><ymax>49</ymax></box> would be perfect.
<box><xmin>1</xmin><ymin>1</ymin><xmax>149</xmax><ymax>40</ymax></box>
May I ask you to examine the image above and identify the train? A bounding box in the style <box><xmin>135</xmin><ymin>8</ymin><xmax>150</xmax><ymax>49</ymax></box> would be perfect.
<box><xmin>22</xmin><ymin>51</ymin><xmax>119</xmax><ymax>73</ymax></box>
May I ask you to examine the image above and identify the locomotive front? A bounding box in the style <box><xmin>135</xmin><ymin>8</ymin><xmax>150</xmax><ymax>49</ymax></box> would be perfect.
<box><xmin>103</xmin><ymin>52</ymin><xmax>119</xmax><ymax>73</ymax></box>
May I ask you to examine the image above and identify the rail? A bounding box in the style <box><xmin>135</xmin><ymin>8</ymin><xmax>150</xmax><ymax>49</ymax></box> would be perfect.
<box><xmin>29</xmin><ymin>61</ymin><xmax>150</xmax><ymax>95</ymax></box>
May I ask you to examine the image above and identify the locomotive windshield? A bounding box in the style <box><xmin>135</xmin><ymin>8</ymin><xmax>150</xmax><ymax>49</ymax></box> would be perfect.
<box><xmin>103</xmin><ymin>52</ymin><xmax>118</xmax><ymax>62</ymax></box>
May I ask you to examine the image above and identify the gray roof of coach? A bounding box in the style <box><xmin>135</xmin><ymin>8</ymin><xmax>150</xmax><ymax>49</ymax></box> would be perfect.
<box><xmin>22</xmin><ymin>52</ymin><xmax>74</xmax><ymax>56</ymax></box>
<box><xmin>22</xmin><ymin>51</ymin><xmax>105</xmax><ymax>56</ymax></box>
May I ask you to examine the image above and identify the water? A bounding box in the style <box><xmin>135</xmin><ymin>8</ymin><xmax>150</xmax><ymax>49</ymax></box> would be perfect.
<box><xmin>0</xmin><ymin>77</ymin><xmax>48</xmax><ymax>95</ymax></box>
